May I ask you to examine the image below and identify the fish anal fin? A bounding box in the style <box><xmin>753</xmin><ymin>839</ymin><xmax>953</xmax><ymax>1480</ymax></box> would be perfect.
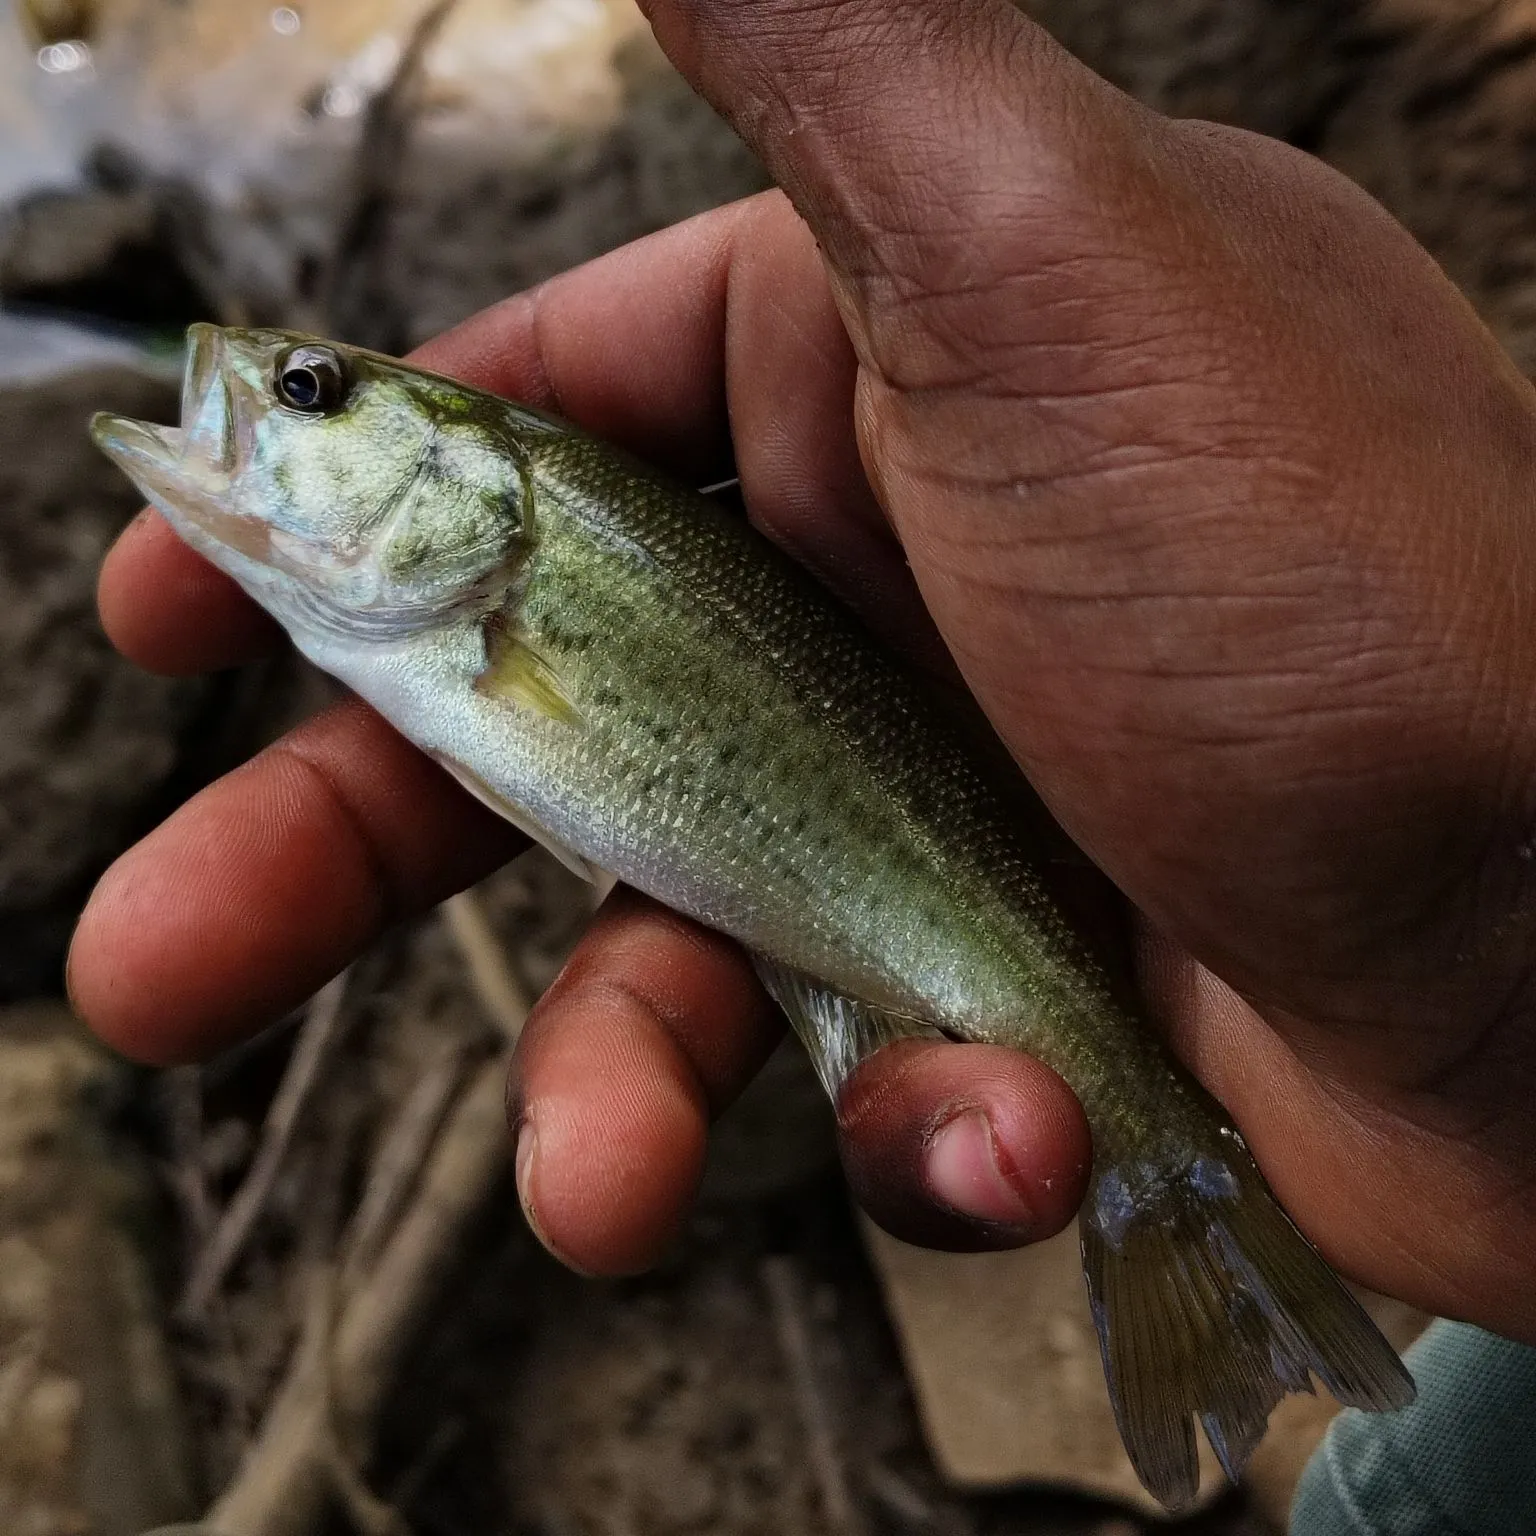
<box><xmin>475</xmin><ymin>615</ymin><xmax>579</xmax><ymax>724</ymax></box>
<box><xmin>750</xmin><ymin>956</ymin><xmax>947</xmax><ymax>1097</ymax></box>
<box><xmin>1079</xmin><ymin>1141</ymin><xmax>1415</xmax><ymax>1512</ymax></box>
<box><xmin>430</xmin><ymin>752</ymin><xmax>597</xmax><ymax>883</ymax></box>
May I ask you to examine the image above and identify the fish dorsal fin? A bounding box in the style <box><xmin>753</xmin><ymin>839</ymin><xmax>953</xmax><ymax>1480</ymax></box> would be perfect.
<box><xmin>475</xmin><ymin>614</ymin><xmax>579</xmax><ymax>724</ymax></box>
<box><xmin>430</xmin><ymin>752</ymin><xmax>598</xmax><ymax>884</ymax></box>
<box><xmin>750</xmin><ymin>956</ymin><xmax>948</xmax><ymax>1097</ymax></box>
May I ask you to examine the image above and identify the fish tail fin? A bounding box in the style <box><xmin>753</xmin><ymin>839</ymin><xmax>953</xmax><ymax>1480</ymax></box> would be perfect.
<box><xmin>1079</xmin><ymin>1136</ymin><xmax>1415</xmax><ymax>1511</ymax></box>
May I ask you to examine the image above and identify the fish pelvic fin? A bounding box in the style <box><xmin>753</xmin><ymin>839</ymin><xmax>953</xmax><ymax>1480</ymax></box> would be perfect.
<box><xmin>750</xmin><ymin>956</ymin><xmax>947</xmax><ymax>1096</ymax></box>
<box><xmin>1079</xmin><ymin>1135</ymin><xmax>1416</xmax><ymax>1512</ymax></box>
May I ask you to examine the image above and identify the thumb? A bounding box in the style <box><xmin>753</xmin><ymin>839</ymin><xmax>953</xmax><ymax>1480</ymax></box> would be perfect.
<box><xmin>636</xmin><ymin>0</ymin><xmax>1143</xmax><ymax>338</ymax></box>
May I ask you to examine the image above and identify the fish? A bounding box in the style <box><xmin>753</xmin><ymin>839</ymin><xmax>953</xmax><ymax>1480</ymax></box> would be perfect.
<box><xmin>91</xmin><ymin>324</ymin><xmax>1415</xmax><ymax>1509</ymax></box>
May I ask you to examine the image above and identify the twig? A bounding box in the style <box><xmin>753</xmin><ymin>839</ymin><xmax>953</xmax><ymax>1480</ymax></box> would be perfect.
<box><xmin>342</xmin><ymin>1036</ymin><xmax>468</xmax><ymax>1284</ymax></box>
<box><xmin>309</xmin><ymin>1269</ymin><xmax>417</xmax><ymax>1536</ymax></box>
<box><xmin>164</xmin><ymin>1067</ymin><xmax>216</xmax><ymax>1256</ymax></box>
<box><xmin>441</xmin><ymin>891</ymin><xmax>532</xmax><ymax>1044</ymax></box>
<box><xmin>863</xmin><ymin>1463</ymin><xmax>940</xmax><ymax>1529</ymax></box>
<box><xmin>387</xmin><ymin>1417</ymin><xmax>464</xmax><ymax>1514</ymax></box>
<box><xmin>205</xmin><ymin>904</ymin><xmax>534</xmax><ymax>1534</ymax></box>
<box><xmin>321</xmin><ymin>0</ymin><xmax>460</xmax><ymax>346</ymax></box>
<box><xmin>325</xmin><ymin>1438</ymin><xmax>415</xmax><ymax>1536</ymax></box>
<box><xmin>762</xmin><ymin>1256</ymin><xmax>869</xmax><ymax>1536</ymax></box>
<box><xmin>179</xmin><ymin>973</ymin><xmax>352</xmax><ymax>1323</ymax></box>
<box><xmin>207</xmin><ymin>1052</ymin><xmax>513</xmax><ymax>1536</ymax></box>
<box><xmin>163</xmin><ymin>1067</ymin><xmax>258</xmax><ymax>1448</ymax></box>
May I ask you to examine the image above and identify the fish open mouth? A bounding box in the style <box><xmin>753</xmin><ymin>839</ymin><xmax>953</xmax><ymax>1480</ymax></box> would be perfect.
<box><xmin>90</xmin><ymin>324</ymin><xmax>273</xmax><ymax>564</ymax></box>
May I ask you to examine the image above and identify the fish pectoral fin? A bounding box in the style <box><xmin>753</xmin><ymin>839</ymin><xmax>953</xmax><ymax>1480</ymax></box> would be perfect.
<box><xmin>750</xmin><ymin>956</ymin><xmax>948</xmax><ymax>1098</ymax></box>
<box><xmin>475</xmin><ymin>619</ymin><xmax>580</xmax><ymax>724</ymax></box>
<box><xmin>430</xmin><ymin>752</ymin><xmax>599</xmax><ymax>884</ymax></box>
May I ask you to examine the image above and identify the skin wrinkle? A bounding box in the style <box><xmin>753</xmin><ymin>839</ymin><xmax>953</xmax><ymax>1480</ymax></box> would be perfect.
<box><xmin>868</xmin><ymin>150</ymin><xmax>1245</xmax><ymax>315</ymax></box>
<box><xmin>1432</xmin><ymin>513</ymin><xmax>1536</xmax><ymax>742</ymax></box>
<box><xmin>914</xmin><ymin>373</ymin><xmax>1254</xmax><ymax>413</ymax></box>
<box><xmin>871</xmin><ymin>514</ymin><xmax>1348</xmax><ymax>613</ymax></box>
<box><xmin>996</xmin><ymin>661</ymin><xmax>1511</xmax><ymax>987</ymax></box>
<box><xmin>855</xmin><ymin>272</ymin><xmax>1231</xmax><ymax>398</ymax></box>
<box><xmin>883</xmin><ymin>440</ymin><xmax>1309</xmax><ymax>505</ymax></box>
<box><xmin>1312</xmin><ymin>1082</ymin><xmax>1536</xmax><ymax>1296</ymax></box>
<box><xmin>1411</xmin><ymin>954</ymin><xmax>1536</xmax><ymax>1104</ymax></box>
<box><xmin>869</xmin><ymin>232</ymin><xmax>1229</xmax><ymax>328</ymax></box>
<box><xmin>541</xmin><ymin>892</ymin><xmax>782</xmax><ymax>1097</ymax></box>
<box><xmin>867</xmin><ymin>372</ymin><xmax>1304</xmax><ymax>477</ymax></box>
<box><xmin>872</xmin><ymin>374</ymin><xmax>1517</xmax><ymax>817</ymax></box>
<box><xmin>652</xmin><ymin>1</ymin><xmax>1124</xmax><ymax>299</ymax></box>
<box><xmin>560</xmin><ymin>972</ymin><xmax>714</xmax><ymax>1118</ymax></box>
<box><xmin>932</xmin><ymin>586</ymin><xmax>1425</xmax><ymax>688</ymax></box>
<box><xmin>524</xmin><ymin>280</ymin><xmax>572</xmax><ymax>421</ymax></box>
<box><xmin>612</xmin><ymin>969</ymin><xmax>751</xmax><ymax>1117</ymax></box>
<box><xmin>258</xmin><ymin>748</ymin><xmax>391</xmax><ymax>931</ymax></box>
<box><xmin>1146</xmin><ymin>975</ymin><xmax>1522</xmax><ymax>1315</ymax></box>
<box><xmin>857</xmin><ymin>349</ymin><xmax>1256</xmax><ymax>431</ymax></box>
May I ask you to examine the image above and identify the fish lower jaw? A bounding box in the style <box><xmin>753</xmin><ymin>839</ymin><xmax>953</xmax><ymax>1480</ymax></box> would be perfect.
<box><xmin>89</xmin><ymin>413</ymin><xmax>237</xmax><ymax>513</ymax></box>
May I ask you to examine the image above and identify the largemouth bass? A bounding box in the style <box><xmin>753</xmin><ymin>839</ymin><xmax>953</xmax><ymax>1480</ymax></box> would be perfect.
<box><xmin>92</xmin><ymin>325</ymin><xmax>1414</xmax><ymax>1509</ymax></box>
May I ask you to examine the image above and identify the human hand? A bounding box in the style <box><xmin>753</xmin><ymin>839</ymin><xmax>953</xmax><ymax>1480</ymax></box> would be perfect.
<box><xmin>72</xmin><ymin>0</ymin><xmax>1536</xmax><ymax>1338</ymax></box>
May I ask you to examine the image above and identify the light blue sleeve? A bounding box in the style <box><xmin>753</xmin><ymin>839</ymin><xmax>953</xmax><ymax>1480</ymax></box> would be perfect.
<box><xmin>1291</xmin><ymin>1320</ymin><xmax>1536</xmax><ymax>1536</ymax></box>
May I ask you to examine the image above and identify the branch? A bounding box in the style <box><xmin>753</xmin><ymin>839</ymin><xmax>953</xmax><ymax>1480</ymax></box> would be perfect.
<box><xmin>441</xmin><ymin>890</ymin><xmax>532</xmax><ymax>1044</ymax></box>
<box><xmin>762</xmin><ymin>1256</ymin><xmax>869</xmax><ymax>1536</ymax></box>
<box><xmin>206</xmin><ymin>1051</ymin><xmax>513</xmax><ymax>1536</ymax></box>
<box><xmin>179</xmin><ymin>973</ymin><xmax>351</xmax><ymax>1323</ymax></box>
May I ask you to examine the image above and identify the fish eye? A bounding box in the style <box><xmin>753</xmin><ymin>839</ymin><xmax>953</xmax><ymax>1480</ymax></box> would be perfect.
<box><xmin>274</xmin><ymin>344</ymin><xmax>349</xmax><ymax>414</ymax></box>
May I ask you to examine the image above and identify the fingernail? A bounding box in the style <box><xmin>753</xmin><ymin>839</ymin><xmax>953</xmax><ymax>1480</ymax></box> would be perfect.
<box><xmin>513</xmin><ymin>1120</ymin><xmax>596</xmax><ymax>1278</ymax></box>
<box><xmin>514</xmin><ymin>1119</ymin><xmax>540</xmax><ymax>1224</ymax></box>
<box><xmin>63</xmin><ymin>942</ymin><xmax>80</xmax><ymax>1016</ymax></box>
<box><xmin>925</xmin><ymin>1108</ymin><xmax>1035</xmax><ymax>1228</ymax></box>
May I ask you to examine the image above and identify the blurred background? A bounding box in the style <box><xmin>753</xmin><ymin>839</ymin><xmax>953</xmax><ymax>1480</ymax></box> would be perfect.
<box><xmin>1</xmin><ymin>1</ymin><xmax>1530</xmax><ymax>1532</ymax></box>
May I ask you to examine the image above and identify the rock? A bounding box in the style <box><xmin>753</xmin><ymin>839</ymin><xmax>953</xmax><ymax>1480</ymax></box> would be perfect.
<box><xmin>46</xmin><ymin>0</ymin><xmax>766</xmax><ymax>349</ymax></box>
<box><xmin>2</xmin><ymin>184</ymin><xmax>157</xmax><ymax>294</ymax></box>
<box><xmin>863</xmin><ymin>1214</ymin><xmax>1432</xmax><ymax>1526</ymax></box>
<box><xmin>0</xmin><ymin>182</ymin><xmax>212</xmax><ymax>327</ymax></box>
<box><xmin>0</xmin><ymin>1</ymin><xmax>84</xmax><ymax>210</ymax></box>
<box><xmin>860</xmin><ymin>1222</ymin><xmax>1226</xmax><ymax>1519</ymax></box>
<box><xmin>0</xmin><ymin>313</ymin><xmax>208</xmax><ymax>999</ymax></box>
<box><xmin>1022</xmin><ymin>0</ymin><xmax>1354</xmax><ymax>145</ymax></box>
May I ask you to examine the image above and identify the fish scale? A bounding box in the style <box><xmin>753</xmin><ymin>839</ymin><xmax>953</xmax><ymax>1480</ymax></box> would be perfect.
<box><xmin>517</xmin><ymin>437</ymin><xmax>1112</xmax><ymax>1048</ymax></box>
<box><xmin>92</xmin><ymin>323</ymin><xmax>1416</xmax><ymax>1510</ymax></box>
